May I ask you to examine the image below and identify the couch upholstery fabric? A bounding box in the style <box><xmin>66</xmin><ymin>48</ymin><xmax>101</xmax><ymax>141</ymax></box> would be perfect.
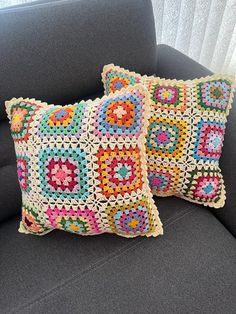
<box><xmin>0</xmin><ymin>120</ymin><xmax>21</xmax><ymax>222</ymax></box>
<box><xmin>1</xmin><ymin>197</ymin><xmax>236</xmax><ymax>314</ymax></box>
<box><xmin>0</xmin><ymin>0</ymin><xmax>157</xmax><ymax>121</ymax></box>
<box><xmin>0</xmin><ymin>0</ymin><xmax>236</xmax><ymax>313</ymax></box>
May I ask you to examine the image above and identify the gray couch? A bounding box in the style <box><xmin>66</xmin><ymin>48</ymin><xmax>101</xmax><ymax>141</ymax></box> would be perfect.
<box><xmin>0</xmin><ymin>0</ymin><xmax>236</xmax><ymax>313</ymax></box>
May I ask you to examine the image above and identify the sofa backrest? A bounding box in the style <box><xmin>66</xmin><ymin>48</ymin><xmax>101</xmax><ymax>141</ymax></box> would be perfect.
<box><xmin>0</xmin><ymin>0</ymin><xmax>157</xmax><ymax>222</ymax></box>
<box><xmin>0</xmin><ymin>0</ymin><xmax>157</xmax><ymax>121</ymax></box>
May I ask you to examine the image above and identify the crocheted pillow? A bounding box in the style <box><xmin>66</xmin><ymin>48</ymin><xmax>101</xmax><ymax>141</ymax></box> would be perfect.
<box><xmin>102</xmin><ymin>64</ymin><xmax>235</xmax><ymax>208</ymax></box>
<box><xmin>5</xmin><ymin>85</ymin><xmax>163</xmax><ymax>237</ymax></box>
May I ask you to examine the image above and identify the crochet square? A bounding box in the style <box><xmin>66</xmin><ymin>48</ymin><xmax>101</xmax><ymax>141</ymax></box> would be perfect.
<box><xmin>38</xmin><ymin>147</ymin><xmax>89</xmax><ymax>200</ymax></box>
<box><xmin>96</xmin><ymin>147</ymin><xmax>143</xmax><ymax>198</ymax></box>
<box><xmin>9</xmin><ymin>100</ymin><xmax>41</xmax><ymax>142</ymax></box>
<box><xmin>21</xmin><ymin>204</ymin><xmax>49</xmax><ymax>235</ymax></box>
<box><xmin>16</xmin><ymin>154</ymin><xmax>31</xmax><ymax>192</ymax></box>
<box><xmin>150</xmin><ymin>83</ymin><xmax>187</xmax><ymax>112</ymax></box>
<box><xmin>196</xmin><ymin>80</ymin><xmax>232</xmax><ymax>113</ymax></box>
<box><xmin>6</xmin><ymin>86</ymin><xmax>163</xmax><ymax>237</ymax></box>
<box><xmin>102</xmin><ymin>64</ymin><xmax>235</xmax><ymax>208</ymax></box>
<box><xmin>105</xmin><ymin>198</ymin><xmax>155</xmax><ymax>236</ymax></box>
<box><xmin>46</xmin><ymin>207</ymin><xmax>101</xmax><ymax>235</ymax></box>
<box><xmin>103</xmin><ymin>69</ymin><xmax>141</xmax><ymax>93</ymax></box>
<box><xmin>193</xmin><ymin>119</ymin><xmax>225</xmax><ymax>162</ymax></box>
<box><xmin>183</xmin><ymin>168</ymin><xmax>223</xmax><ymax>204</ymax></box>
<box><xmin>146</xmin><ymin>116</ymin><xmax>187</xmax><ymax>160</ymax></box>
<box><xmin>38</xmin><ymin>104</ymin><xmax>86</xmax><ymax>138</ymax></box>
<box><xmin>95</xmin><ymin>93</ymin><xmax>143</xmax><ymax>138</ymax></box>
<box><xmin>147</xmin><ymin>164</ymin><xmax>180</xmax><ymax>195</ymax></box>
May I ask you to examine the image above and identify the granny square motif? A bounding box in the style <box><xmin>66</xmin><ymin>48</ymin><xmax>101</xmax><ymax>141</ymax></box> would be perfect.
<box><xmin>6</xmin><ymin>85</ymin><xmax>163</xmax><ymax>237</ymax></box>
<box><xmin>102</xmin><ymin>64</ymin><xmax>235</xmax><ymax>208</ymax></box>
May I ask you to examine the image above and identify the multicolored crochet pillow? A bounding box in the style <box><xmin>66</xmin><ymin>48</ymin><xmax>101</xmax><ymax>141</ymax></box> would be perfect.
<box><xmin>5</xmin><ymin>85</ymin><xmax>163</xmax><ymax>237</ymax></box>
<box><xmin>102</xmin><ymin>64</ymin><xmax>235</xmax><ymax>208</ymax></box>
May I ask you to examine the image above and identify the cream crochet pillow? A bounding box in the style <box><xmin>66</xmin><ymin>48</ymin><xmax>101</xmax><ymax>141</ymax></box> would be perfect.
<box><xmin>102</xmin><ymin>64</ymin><xmax>235</xmax><ymax>208</ymax></box>
<box><xmin>6</xmin><ymin>85</ymin><xmax>163</xmax><ymax>237</ymax></box>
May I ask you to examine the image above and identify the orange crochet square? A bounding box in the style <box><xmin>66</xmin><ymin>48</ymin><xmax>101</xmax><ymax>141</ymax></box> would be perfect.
<box><xmin>96</xmin><ymin>146</ymin><xmax>143</xmax><ymax>197</ymax></box>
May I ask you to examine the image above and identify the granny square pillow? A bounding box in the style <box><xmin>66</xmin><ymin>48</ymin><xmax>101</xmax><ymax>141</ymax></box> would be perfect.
<box><xmin>102</xmin><ymin>64</ymin><xmax>235</xmax><ymax>208</ymax></box>
<box><xmin>5</xmin><ymin>85</ymin><xmax>163</xmax><ymax>237</ymax></box>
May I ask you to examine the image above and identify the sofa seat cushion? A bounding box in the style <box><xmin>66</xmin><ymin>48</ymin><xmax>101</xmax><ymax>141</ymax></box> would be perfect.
<box><xmin>1</xmin><ymin>197</ymin><xmax>236</xmax><ymax>313</ymax></box>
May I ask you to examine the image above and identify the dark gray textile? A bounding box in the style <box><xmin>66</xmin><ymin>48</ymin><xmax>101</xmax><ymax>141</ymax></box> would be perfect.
<box><xmin>156</xmin><ymin>44</ymin><xmax>212</xmax><ymax>79</ymax></box>
<box><xmin>0</xmin><ymin>121</ymin><xmax>21</xmax><ymax>222</ymax></box>
<box><xmin>156</xmin><ymin>44</ymin><xmax>236</xmax><ymax>237</ymax></box>
<box><xmin>0</xmin><ymin>0</ymin><xmax>156</xmax><ymax>121</ymax></box>
<box><xmin>1</xmin><ymin>197</ymin><xmax>235</xmax><ymax>314</ymax></box>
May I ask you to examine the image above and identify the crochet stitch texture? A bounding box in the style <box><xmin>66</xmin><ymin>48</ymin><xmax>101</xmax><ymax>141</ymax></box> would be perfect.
<box><xmin>6</xmin><ymin>85</ymin><xmax>163</xmax><ymax>237</ymax></box>
<box><xmin>102</xmin><ymin>64</ymin><xmax>235</xmax><ymax>208</ymax></box>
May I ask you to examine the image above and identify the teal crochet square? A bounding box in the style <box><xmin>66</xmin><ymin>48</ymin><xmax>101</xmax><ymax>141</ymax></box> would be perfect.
<box><xmin>38</xmin><ymin>147</ymin><xmax>89</xmax><ymax>200</ymax></box>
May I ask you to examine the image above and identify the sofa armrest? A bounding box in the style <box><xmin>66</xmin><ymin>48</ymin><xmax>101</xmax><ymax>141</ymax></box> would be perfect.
<box><xmin>155</xmin><ymin>44</ymin><xmax>212</xmax><ymax>79</ymax></box>
<box><xmin>156</xmin><ymin>44</ymin><xmax>236</xmax><ymax>237</ymax></box>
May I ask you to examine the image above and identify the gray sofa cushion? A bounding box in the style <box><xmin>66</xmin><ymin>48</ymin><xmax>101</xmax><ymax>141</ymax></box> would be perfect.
<box><xmin>1</xmin><ymin>197</ymin><xmax>235</xmax><ymax>314</ymax></box>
